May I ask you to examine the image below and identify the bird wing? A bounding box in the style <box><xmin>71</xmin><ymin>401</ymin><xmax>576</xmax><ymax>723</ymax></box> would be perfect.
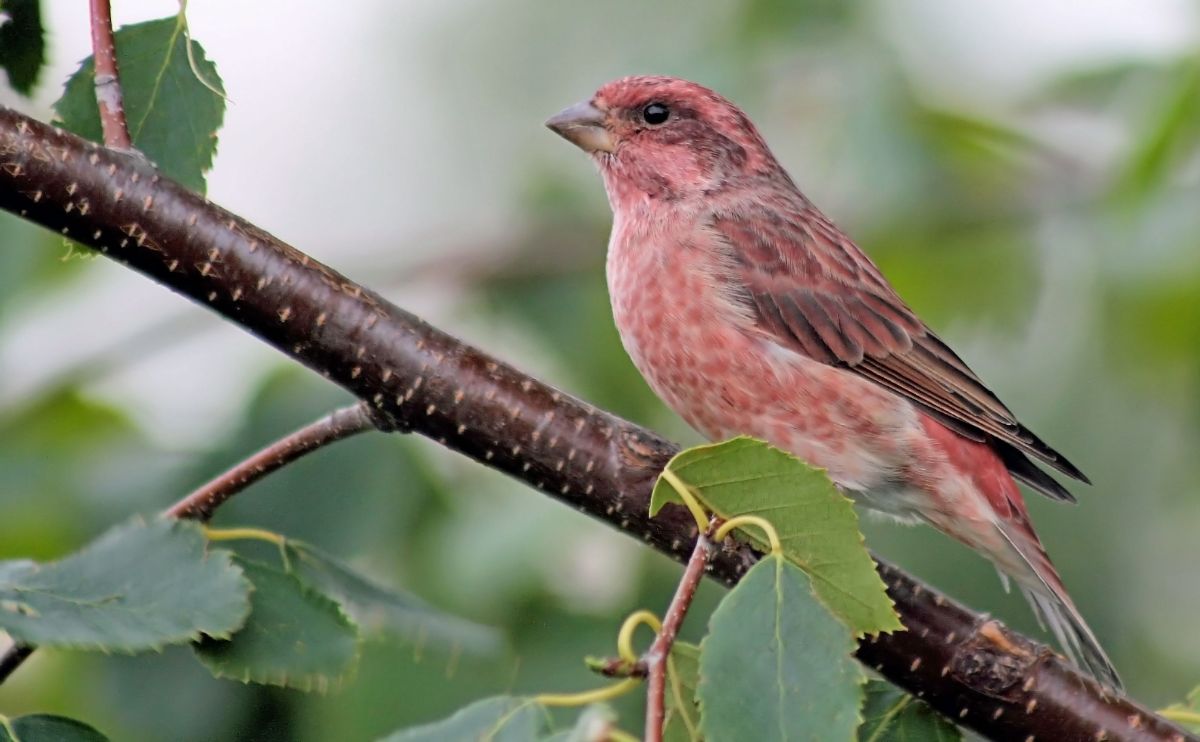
<box><xmin>709</xmin><ymin>204</ymin><xmax>1087</xmax><ymax>497</ymax></box>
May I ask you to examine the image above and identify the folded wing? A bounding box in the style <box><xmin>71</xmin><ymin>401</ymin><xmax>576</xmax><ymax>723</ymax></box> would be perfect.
<box><xmin>710</xmin><ymin>205</ymin><xmax>1087</xmax><ymax>500</ymax></box>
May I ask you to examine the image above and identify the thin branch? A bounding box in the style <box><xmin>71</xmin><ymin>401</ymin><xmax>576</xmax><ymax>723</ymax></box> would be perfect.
<box><xmin>167</xmin><ymin>402</ymin><xmax>376</xmax><ymax>520</ymax></box>
<box><xmin>88</xmin><ymin>0</ymin><xmax>132</xmax><ymax>149</ymax></box>
<box><xmin>0</xmin><ymin>108</ymin><xmax>1194</xmax><ymax>742</ymax></box>
<box><xmin>644</xmin><ymin>534</ymin><xmax>710</xmax><ymax>742</ymax></box>
<box><xmin>0</xmin><ymin>403</ymin><xmax>378</xmax><ymax>684</ymax></box>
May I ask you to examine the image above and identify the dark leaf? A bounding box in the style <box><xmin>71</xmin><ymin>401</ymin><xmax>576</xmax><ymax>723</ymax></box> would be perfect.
<box><xmin>0</xmin><ymin>0</ymin><xmax>45</xmax><ymax>95</ymax></box>
<box><xmin>194</xmin><ymin>557</ymin><xmax>358</xmax><ymax>691</ymax></box>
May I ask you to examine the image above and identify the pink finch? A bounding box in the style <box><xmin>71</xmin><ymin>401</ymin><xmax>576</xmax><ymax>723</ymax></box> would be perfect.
<box><xmin>547</xmin><ymin>75</ymin><xmax>1120</xmax><ymax>688</ymax></box>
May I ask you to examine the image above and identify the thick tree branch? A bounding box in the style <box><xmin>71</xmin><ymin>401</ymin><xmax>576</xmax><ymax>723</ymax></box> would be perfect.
<box><xmin>0</xmin><ymin>108</ymin><xmax>1192</xmax><ymax>742</ymax></box>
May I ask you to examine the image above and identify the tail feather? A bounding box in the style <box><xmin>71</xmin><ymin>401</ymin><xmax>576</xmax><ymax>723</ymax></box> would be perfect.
<box><xmin>993</xmin><ymin>522</ymin><xmax>1123</xmax><ymax>689</ymax></box>
<box><xmin>1021</xmin><ymin>587</ymin><xmax>1122</xmax><ymax>691</ymax></box>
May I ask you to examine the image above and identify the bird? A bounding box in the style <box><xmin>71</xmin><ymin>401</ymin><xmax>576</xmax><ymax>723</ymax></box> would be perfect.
<box><xmin>545</xmin><ymin>75</ymin><xmax>1120</xmax><ymax>689</ymax></box>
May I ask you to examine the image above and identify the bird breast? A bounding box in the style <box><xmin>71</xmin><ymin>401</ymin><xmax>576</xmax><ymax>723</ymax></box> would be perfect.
<box><xmin>604</xmin><ymin>214</ymin><xmax>924</xmax><ymax>496</ymax></box>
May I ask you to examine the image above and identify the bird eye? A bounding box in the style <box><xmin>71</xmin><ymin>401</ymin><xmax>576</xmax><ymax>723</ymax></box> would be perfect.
<box><xmin>641</xmin><ymin>102</ymin><xmax>670</xmax><ymax>125</ymax></box>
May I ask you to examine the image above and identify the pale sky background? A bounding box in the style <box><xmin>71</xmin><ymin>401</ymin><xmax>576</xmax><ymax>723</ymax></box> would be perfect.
<box><xmin>1</xmin><ymin>0</ymin><xmax>1197</xmax><ymax>447</ymax></box>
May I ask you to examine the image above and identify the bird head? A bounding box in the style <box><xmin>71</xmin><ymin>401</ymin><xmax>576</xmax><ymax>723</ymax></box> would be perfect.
<box><xmin>546</xmin><ymin>75</ymin><xmax>782</xmax><ymax>204</ymax></box>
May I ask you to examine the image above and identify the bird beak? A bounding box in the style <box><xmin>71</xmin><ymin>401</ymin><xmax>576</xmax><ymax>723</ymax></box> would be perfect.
<box><xmin>545</xmin><ymin>100</ymin><xmax>615</xmax><ymax>154</ymax></box>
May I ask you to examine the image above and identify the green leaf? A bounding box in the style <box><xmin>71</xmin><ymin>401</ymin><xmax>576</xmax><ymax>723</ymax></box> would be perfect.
<box><xmin>0</xmin><ymin>0</ymin><xmax>45</xmax><ymax>95</ymax></box>
<box><xmin>858</xmin><ymin>680</ymin><xmax>961</xmax><ymax>741</ymax></box>
<box><xmin>1113</xmin><ymin>61</ymin><xmax>1200</xmax><ymax>203</ymax></box>
<box><xmin>1160</xmin><ymin>685</ymin><xmax>1200</xmax><ymax>734</ymax></box>
<box><xmin>0</xmin><ymin>518</ymin><xmax>249</xmax><ymax>651</ymax></box>
<box><xmin>698</xmin><ymin>555</ymin><xmax>865</xmax><ymax>742</ymax></box>
<box><xmin>194</xmin><ymin>557</ymin><xmax>358</xmax><ymax>691</ymax></box>
<box><xmin>663</xmin><ymin>641</ymin><xmax>701</xmax><ymax>742</ymax></box>
<box><xmin>651</xmin><ymin>437</ymin><xmax>901</xmax><ymax>634</ymax></box>
<box><xmin>285</xmin><ymin>540</ymin><xmax>502</xmax><ymax>655</ymax></box>
<box><xmin>54</xmin><ymin>15</ymin><xmax>225</xmax><ymax>193</ymax></box>
<box><xmin>377</xmin><ymin>696</ymin><xmax>551</xmax><ymax>742</ymax></box>
<box><xmin>0</xmin><ymin>714</ymin><xmax>108</xmax><ymax>742</ymax></box>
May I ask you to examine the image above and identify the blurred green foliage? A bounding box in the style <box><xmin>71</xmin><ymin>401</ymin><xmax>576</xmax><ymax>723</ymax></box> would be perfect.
<box><xmin>1</xmin><ymin>1</ymin><xmax>1199</xmax><ymax>740</ymax></box>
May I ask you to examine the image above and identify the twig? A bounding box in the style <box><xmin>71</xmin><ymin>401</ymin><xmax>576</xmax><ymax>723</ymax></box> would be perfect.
<box><xmin>0</xmin><ymin>108</ymin><xmax>1195</xmax><ymax>742</ymax></box>
<box><xmin>168</xmin><ymin>402</ymin><xmax>375</xmax><ymax>520</ymax></box>
<box><xmin>644</xmin><ymin>534</ymin><xmax>711</xmax><ymax>742</ymax></box>
<box><xmin>0</xmin><ymin>403</ymin><xmax>378</xmax><ymax>685</ymax></box>
<box><xmin>88</xmin><ymin>0</ymin><xmax>132</xmax><ymax>148</ymax></box>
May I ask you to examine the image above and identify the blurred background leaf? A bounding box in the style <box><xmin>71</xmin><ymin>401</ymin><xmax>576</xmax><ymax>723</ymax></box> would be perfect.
<box><xmin>0</xmin><ymin>0</ymin><xmax>45</xmax><ymax>96</ymax></box>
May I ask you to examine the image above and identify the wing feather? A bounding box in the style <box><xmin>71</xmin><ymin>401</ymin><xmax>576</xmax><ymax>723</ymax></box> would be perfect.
<box><xmin>711</xmin><ymin>206</ymin><xmax>1088</xmax><ymax>495</ymax></box>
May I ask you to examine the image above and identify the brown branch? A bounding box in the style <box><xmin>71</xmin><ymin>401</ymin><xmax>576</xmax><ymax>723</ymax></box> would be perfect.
<box><xmin>644</xmin><ymin>534</ymin><xmax>710</xmax><ymax>742</ymax></box>
<box><xmin>88</xmin><ymin>0</ymin><xmax>132</xmax><ymax>148</ymax></box>
<box><xmin>0</xmin><ymin>107</ymin><xmax>1194</xmax><ymax>742</ymax></box>
<box><xmin>0</xmin><ymin>402</ymin><xmax>379</xmax><ymax>682</ymax></box>
<box><xmin>167</xmin><ymin>402</ymin><xmax>376</xmax><ymax>520</ymax></box>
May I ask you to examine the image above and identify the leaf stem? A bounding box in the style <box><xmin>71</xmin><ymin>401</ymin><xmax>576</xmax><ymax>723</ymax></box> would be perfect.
<box><xmin>534</xmin><ymin>677</ymin><xmax>641</xmax><ymax>707</ymax></box>
<box><xmin>204</xmin><ymin>526</ymin><xmax>291</xmax><ymax>570</ymax></box>
<box><xmin>88</xmin><ymin>0</ymin><xmax>132</xmax><ymax>148</ymax></box>
<box><xmin>616</xmin><ymin>610</ymin><xmax>662</xmax><ymax>665</ymax></box>
<box><xmin>714</xmin><ymin>514</ymin><xmax>782</xmax><ymax>555</ymax></box>
<box><xmin>645</xmin><ymin>534</ymin><xmax>711</xmax><ymax>742</ymax></box>
<box><xmin>202</xmin><ymin>527</ymin><xmax>286</xmax><ymax>545</ymax></box>
<box><xmin>1159</xmin><ymin>708</ymin><xmax>1200</xmax><ymax>726</ymax></box>
<box><xmin>659</xmin><ymin>468</ymin><xmax>710</xmax><ymax>533</ymax></box>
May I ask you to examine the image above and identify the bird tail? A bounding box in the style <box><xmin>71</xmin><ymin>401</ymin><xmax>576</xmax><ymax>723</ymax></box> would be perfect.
<box><xmin>994</xmin><ymin>522</ymin><xmax>1122</xmax><ymax>690</ymax></box>
<box><xmin>1020</xmin><ymin>585</ymin><xmax>1122</xmax><ymax>691</ymax></box>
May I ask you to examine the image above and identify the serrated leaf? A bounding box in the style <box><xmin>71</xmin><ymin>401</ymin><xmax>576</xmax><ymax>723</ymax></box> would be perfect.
<box><xmin>194</xmin><ymin>557</ymin><xmax>358</xmax><ymax>691</ymax></box>
<box><xmin>0</xmin><ymin>714</ymin><xmax>109</xmax><ymax>742</ymax></box>
<box><xmin>54</xmin><ymin>15</ymin><xmax>224</xmax><ymax>193</ymax></box>
<box><xmin>698</xmin><ymin>555</ymin><xmax>865</xmax><ymax>742</ymax></box>
<box><xmin>377</xmin><ymin>696</ymin><xmax>551</xmax><ymax>742</ymax></box>
<box><xmin>651</xmin><ymin>437</ymin><xmax>901</xmax><ymax>635</ymax></box>
<box><xmin>858</xmin><ymin>680</ymin><xmax>961</xmax><ymax>741</ymax></box>
<box><xmin>0</xmin><ymin>0</ymin><xmax>45</xmax><ymax>95</ymax></box>
<box><xmin>285</xmin><ymin>540</ymin><xmax>501</xmax><ymax>655</ymax></box>
<box><xmin>1160</xmin><ymin>685</ymin><xmax>1200</xmax><ymax>734</ymax></box>
<box><xmin>663</xmin><ymin>641</ymin><xmax>701</xmax><ymax>742</ymax></box>
<box><xmin>0</xmin><ymin>518</ymin><xmax>249</xmax><ymax>651</ymax></box>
